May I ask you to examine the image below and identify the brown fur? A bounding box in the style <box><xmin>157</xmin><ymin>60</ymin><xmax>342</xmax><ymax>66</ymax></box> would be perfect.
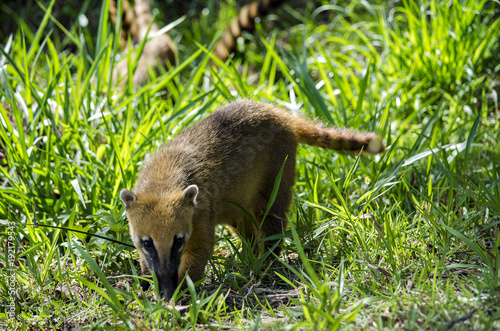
<box><xmin>121</xmin><ymin>100</ymin><xmax>384</xmax><ymax>299</ymax></box>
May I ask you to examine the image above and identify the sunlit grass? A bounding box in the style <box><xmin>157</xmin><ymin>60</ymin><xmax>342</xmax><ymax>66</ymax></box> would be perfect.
<box><xmin>0</xmin><ymin>0</ymin><xmax>499</xmax><ymax>329</ymax></box>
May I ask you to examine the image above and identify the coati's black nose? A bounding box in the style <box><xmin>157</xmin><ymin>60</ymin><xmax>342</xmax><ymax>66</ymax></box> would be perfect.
<box><xmin>158</xmin><ymin>270</ymin><xmax>179</xmax><ymax>300</ymax></box>
<box><xmin>159</xmin><ymin>281</ymin><xmax>177</xmax><ymax>300</ymax></box>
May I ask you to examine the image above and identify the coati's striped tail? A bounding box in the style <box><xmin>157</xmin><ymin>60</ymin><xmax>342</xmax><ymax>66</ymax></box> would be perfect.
<box><xmin>290</xmin><ymin>116</ymin><xmax>385</xmax><ymax>155</ymax></box>
<box><xmin>110</xmin><ymin>0</ymin><xmax>170</xmax><ymax>48</ymax></box>
<box><xmin>110</xmin><ymin>0</ymin><xmax>285</xmax><ymax>62</ymax></box>
<box><xmin>109</xmin><ymin>0</ymin><xmax>140</xmax><ymax>47</ymax></box>
<box><xmin>213</xmin><ymin>0</ymin><xmax>286</xmax><ymax>62</ymax></box>
<box><xmin>108</xmin><ymin>0</ymin><xmax>287</xmax><ymax>86</ymax></box>
<box><xmin>109</xmin><ymin>0</ymin><xmax>177</xmax><ymax>86</ymax></box>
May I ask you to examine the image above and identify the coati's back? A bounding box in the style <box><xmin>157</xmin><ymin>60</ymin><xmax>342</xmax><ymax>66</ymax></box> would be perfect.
<box><xmin>136</xmin><ymin>100</ymin><xmax>384</xmax><ymax>218</ymax></box>
<box><xmin>135</xmin><ymin>101</ymin><xmax>300</xmax><ymax>216</ymax></box>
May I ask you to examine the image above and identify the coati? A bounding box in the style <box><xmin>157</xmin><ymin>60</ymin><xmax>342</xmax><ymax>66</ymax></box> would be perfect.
<box><xmin>120</xmin><ymin>100</ymin><xmax>385</xmax><ymax>300</ymax></box>
<box><xmin>109</xmin><ymin>0</ymin><xmax>286</xmax><ymax>85</ymax></box>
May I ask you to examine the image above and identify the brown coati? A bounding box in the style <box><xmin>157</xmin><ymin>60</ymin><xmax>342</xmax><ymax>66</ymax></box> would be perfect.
<box><xmin>109</xmin><ymin>0</ymin><xmax>286</xmax><ymax>85</ymax></box>
<box><xmin>120</xmin><ymin>100</ymin><xmax>385</xmax><ymax>299</ymax></box>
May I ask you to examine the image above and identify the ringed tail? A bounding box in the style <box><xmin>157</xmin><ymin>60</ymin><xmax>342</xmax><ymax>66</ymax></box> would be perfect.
<box><xmin>288</xmin><ymin>114</ymin><xmax>385</xmax><ymax>155</ymax></box>
<box><xmin>213</xmin><ymin>0</ymin><xmax>286</xmax><ymax>62</ymax></box>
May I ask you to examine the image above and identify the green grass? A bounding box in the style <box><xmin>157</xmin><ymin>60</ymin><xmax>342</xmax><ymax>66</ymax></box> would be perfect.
<box><xmin>1</xmin><ymin>0</ymin><xmax>499</xmax><ymax>329</ymax></box>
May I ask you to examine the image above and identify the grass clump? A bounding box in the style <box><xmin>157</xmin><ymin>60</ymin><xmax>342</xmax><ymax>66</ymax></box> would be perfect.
<box><xmin>0</xmin><ymin>0</ymin><xmax>499</xmax><ymax>329</ymax></box>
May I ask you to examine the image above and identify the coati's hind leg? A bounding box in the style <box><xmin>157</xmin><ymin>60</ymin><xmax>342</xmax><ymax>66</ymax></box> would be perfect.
<box><xmin>234</xmin><ymin>207</ymin><xmax>259</xmax><ymax>245</ymax></box>
<box><xmin>257</xmin><ymin>209</ymin><xmax>288</xmax><ymax>257</ymax></box>
<box><xmin>255</xmin><ymin>152</ymin><xmax>296</xmax><ymax>257</ymax></box>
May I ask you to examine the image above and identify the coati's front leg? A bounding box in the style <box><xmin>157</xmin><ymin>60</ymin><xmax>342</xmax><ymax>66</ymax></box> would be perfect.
<box><xmin>139</xmin><ymin>255</ymin><xmax>152</xmax><ymax>291</ymax></box>
<box><xmin>177</xmin><ymin>217</ymin><xmax>216</xmax><ymax>288</ymax></box>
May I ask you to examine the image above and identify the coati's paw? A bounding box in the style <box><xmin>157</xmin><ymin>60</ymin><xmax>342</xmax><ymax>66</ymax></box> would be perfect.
<box><xmin>140</xmin><ymin>278</ymin><xmax>151</xmax><ymax>291</ymax></box>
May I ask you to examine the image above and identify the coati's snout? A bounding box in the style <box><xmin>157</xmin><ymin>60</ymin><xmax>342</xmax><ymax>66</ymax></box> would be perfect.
<box><xmin>120</xmin><ymin>185</ymin><xmax>199</xmax><ymax>300</ymax></box>
<box><xmin>135</xmin><ymin>233</ymin><xmax>186</xmax><ymax>299</ymax></box>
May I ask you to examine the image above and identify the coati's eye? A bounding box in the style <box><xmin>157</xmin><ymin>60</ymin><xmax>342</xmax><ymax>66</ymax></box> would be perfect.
<box><xmin>172</xmin><ymin>235</ymin><xmax>185</xmax><ymax>251</ymax></box>
<box><xmin>142</xmin><ymin>238</ymin><xmax>154</xmax><ymax>251</ymax></box>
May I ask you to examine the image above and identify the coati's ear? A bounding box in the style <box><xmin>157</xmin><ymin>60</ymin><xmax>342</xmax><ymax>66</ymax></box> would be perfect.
<box><xmin>120</xmin><ymin>189</ymin><xmax>137</xmax><ymax>208</ymax></box>
<box><xmin>182</xmin><ymin>185</ymin><xmax>198</xmax><ymax>206</ymax></box>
